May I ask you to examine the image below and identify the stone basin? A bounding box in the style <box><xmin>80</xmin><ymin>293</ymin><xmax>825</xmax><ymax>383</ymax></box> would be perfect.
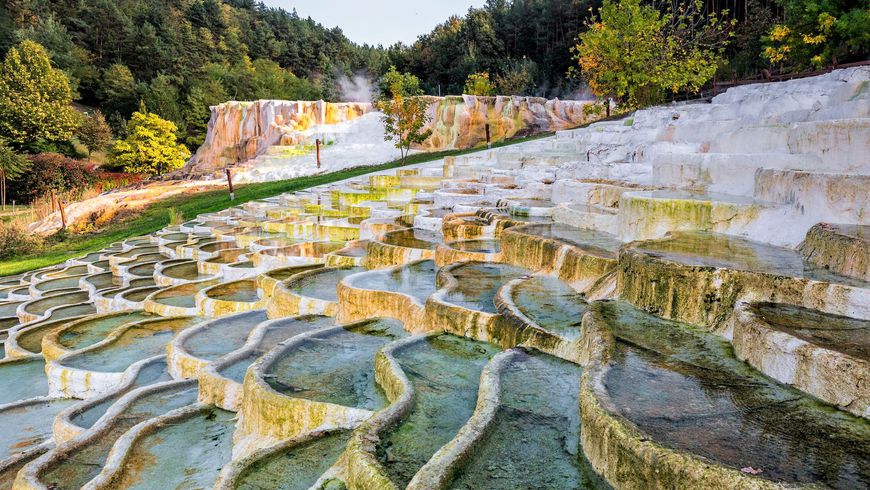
<box><xmin>144</xmin><ymin>279</ymin><xmax>219</xmax><ymax>317</ymax></box>
<box><xmin>18</xmin><ymin>290</ymin><xmax>90</xmax><ymax>323</ymax></box>
<box><xmin>506</xmin><ymin>275</ymin><xmax>586</xmax><ymax>341</ymax></box>
<box><xmin>583</xmin><ymin>300</ymin><xmax>870</xmax><ymax>489</ymax></box>
<box><xmin>346</xmin><ymin>260</ymin><xmax>437</xmax><ymax>305</ymax></box>
<box><xmin>236</xmin><ymin>318</ymin><xmax>407</xmax><ymax>450</ymax></box>
<box><xmin>632</xmin><ymin>231</ymin><xmax>869</xmax><ymax>287</ymax></box>
<box><xmin>6</xmin><ymin>311</ymin><xmax>93</xmax><ymax>357</ymax></box>
<box><xmin>731</xmin><ymin>301</ymin><xmax>870</xmax><ymax>418</ymax></box>
<box><xmin>93</xmin><ymin>404</ymin><xmax>235</xmax><ymax>490</ymax></box>
<box><xmin>171</xmin><ymin>309</ymin><xmax>268</xmax><ymax>379</ymax></box>
<box><xmin>219</xmin><ymin>429</ymin><xmax>351</xmax><ymax>490</ymax></box>
<box><xmin>338</xmin><ymin>260</ymin><xmax>438</xmax><ymax>329</ymax></box>
<box><xmin>268</xmin><ymin>266</ymin><xmax>365</xmax><ymax>318</ymax></box>
<box><xmin>0</xmin><ymin>397</ymin><xmax>78</xmax><ymax>461</ymax></box>
<box><xmin>382</xmin><ymin>228</ymin><xmax>441</xmax><ymax>250</ymax></box>
<box><xmin>444</xmin><ymin>349</ymin><xmax>605</xmax><ymax>489</ymax></box>
<box><xmin>218</xmin><ymin>315</ymin><xmax>335</xmax><ymax>386</ymax></box>
<box><xmin>62</xmin><ymin>358</ymin><xmax>173</xmax><ymax>433</ymax></box>
<box><xmin>41</xmin><ymin>310</ymin><xmax>155</xmax><ymax>362</ymax></box>
<box><xmin>375</xmin><ymin>334</ymin><xmax>500</xmax><ymax>488</ymax></box>
<box><xmin>198</xmin><ymin>279</ymin><xmax>266</xmax><ymax>317</ymax></box>
<box><xmin>438</xmin><ymin>262</ymin><xmax>529</xmax><ymax>314</ymax></box>
<box><xmin>260</xmin><ymin>318</ymin><xmax>406</xmax><ymax>411</ymax></box>
<box><xmin>200</xmin><ymin>315</ymin><xmax>336</xmax><ymax>411</ymax></box>
<box><xmin>33</xmin><ymin>381</ymin><xmax>198</xmax><ymax>490</ymax></box>
<box><xmin>156</xmin><ymin>260</ymin><xmax>217</xmax><ymax>285</ymax></box>
<box><xmin>60</xmin><ymin>317</ymin><xmax>201</xmax><ymax>373</ymax></box>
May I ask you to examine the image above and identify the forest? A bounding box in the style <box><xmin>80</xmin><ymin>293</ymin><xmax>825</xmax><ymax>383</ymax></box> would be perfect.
<box><xmin>2</xmin><ymin>0</ymin><xmax>867</xmax><ymax>151</ymax></box>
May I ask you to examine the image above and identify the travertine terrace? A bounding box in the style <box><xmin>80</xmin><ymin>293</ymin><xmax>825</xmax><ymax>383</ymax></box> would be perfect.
<box><xmin>1</xmin><ymin>68</ymin><xmax>868</xmax><ymax>489</ymax></box>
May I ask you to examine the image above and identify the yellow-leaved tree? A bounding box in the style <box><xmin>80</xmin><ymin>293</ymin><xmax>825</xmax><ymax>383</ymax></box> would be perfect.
<box><xmin>376</xmin><ymin>66</ymin><xmax>432</xmax><ymax>163</ymax></box>
<box><xmin>572</xmin><ymin>0</ymin><xmax>732</xmax><ymax>110</ymax></box>
<box><xmin>111</xmin><ymin>112</ymin><xmax>190</xmax><ymax>176</ymax></box>
<box><xmin>464</xmin><ymin>72</ymin><xmax>496</xmax><ymax>96</ymax></box>
<box><xmin>0</xmin><ymin>40</ymin><xmax>79</xmax><ymax>151</ymax></box>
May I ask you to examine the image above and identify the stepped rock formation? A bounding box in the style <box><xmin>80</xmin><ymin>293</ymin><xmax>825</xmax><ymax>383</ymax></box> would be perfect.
<box><xmin>7</xmin><ymin>69</ymin><xmax>870</xmax><ymax>490</ymax></box>
<box><xmin>183</xmin><ymin>96</ymin><xmax>595</xmax><ymax>178</ymax></box>
<box><xmin>184</xmin><ymin>100</ymin><xmax>372</xmax><ymax>177</ymax></box>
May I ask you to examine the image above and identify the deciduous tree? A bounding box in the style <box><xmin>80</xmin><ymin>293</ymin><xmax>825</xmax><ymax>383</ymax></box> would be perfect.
<box><xmin>111</xmin><ymin>111</ymin><xmax>190</xmax><ymax>175</ymax></box>
<box><xmin>77</xmin><ymin>110</ymin><xmax>113</xmax><ymax>158</ymax></box>
<box><xmin>464</xmin><ymin>72</ymin><xmax>496</xmax><ymax>96</ymax></box>
<box><xmin>0</xmin><ymin>40</ymin><xmax>79</xmax><ymax>151</ymax></box>
<box><xmin>376</xmin><ymin>66</ymin><xmax>432</xmax><ymax>163</ymax></box>
<box><xmin>572</xmin><ymin>0</ymin><xmax>732</xmax><ymax>109</ymax></box>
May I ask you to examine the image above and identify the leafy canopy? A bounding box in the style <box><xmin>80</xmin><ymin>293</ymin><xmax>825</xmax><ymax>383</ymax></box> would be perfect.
<box><xmin>77</xmin><ymin>110</ymin><xmax>114</xmax><ymax>158</ymax></box>
<box><xmin>0</xmin><ymin>40</ymin><xmax>79</xmax><ymax>151</ymax></box>
<box><xmin>376</xmin><ymin>66</ymin><xmax>432</xmax><ymax>162</ymax></box>
<box><xmin>464</xmin><ymin>72</ymin><xmax>496</xmax><ymax>96</ymax></box>
<box><xmin>762</xmin><ymin>1</ymin><xmax>870</xmax><ymax>70</ymax></box>
<box><xmin>572</xmin><ymin>0</ymin><xmax>732</xmax><ymax>109</ymax></box>
<box><xmin>0</xmin><ymin>141</ymin><xmax>30</xmax><ymax>180</ymax></box>
<box><xmin>111</xmin><ymin>112</ymin><xmax>190</xmax><ymax>175</ymax></box>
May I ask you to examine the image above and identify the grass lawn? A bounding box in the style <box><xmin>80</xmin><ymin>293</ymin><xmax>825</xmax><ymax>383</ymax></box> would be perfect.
<box><xmin>0</xmin><ymin>133</ymin><xmax>552</xmax><ymax>276</ymax></box>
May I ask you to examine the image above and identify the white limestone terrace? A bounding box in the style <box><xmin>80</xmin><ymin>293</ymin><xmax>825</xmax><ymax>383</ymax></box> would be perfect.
<box><xmin>446</xmin><ymin>66</ymin><xmax>869</xmax><ymax>247</ymax></box>
<box><xmin>0</xmin><ymin>69</ymin><xmax>867</xmax><ymax>489</ymax></box>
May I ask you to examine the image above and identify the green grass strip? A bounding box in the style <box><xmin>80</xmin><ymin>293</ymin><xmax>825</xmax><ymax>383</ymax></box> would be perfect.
<box><xmin>0</xmin><ymin>133</ymin><xmax>553</xmax><ymax>276</ymax></box>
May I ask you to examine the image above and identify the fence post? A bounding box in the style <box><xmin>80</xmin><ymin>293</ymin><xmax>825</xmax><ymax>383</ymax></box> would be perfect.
<box><xmin>485</xmin><ymin>123</ymin><xmax>491</xmax><ymax>149</ymax></box>
<box><xmin>226</xmin><ymin>168</ymin><xmax>235</xmax><ymax>201</ymax></box>
<box><xmin>316</xmin><ymin>138</ymin><xmax>322</xmax><ymax>168</ymax></box>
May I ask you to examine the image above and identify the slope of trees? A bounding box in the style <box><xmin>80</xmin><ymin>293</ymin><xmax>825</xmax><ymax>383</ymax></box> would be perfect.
<box><xmin>1</xmin><ymin>0</ymin><xmax>384</xmax><ymax>150</ymax></box>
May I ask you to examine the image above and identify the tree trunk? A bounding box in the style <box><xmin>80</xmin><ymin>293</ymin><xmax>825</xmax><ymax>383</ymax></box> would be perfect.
<box><xmin>0</xmin><ymin>168</ymin><xmax>5</xmax><ymax>211</ymax></box>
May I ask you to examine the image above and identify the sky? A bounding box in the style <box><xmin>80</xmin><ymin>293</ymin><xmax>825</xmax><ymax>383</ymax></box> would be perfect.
<box><xmin>260</xmin><ymin>0</ymin><xmax>486</xmax><ymax>47</ymax></box>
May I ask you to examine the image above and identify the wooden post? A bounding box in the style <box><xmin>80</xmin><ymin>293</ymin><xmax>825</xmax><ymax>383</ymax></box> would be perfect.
<box><xmin>52</xmin><ymin>190</ymin><xmax>66</xmax><ymax>230</ymax></box>
<box><xmin>485</xmin><ymin>123</ymin><xmax>491</xmax><ymax>149</ymax></box>
<box><xmin>316</xmin><ymin>138</ymin><xmax>322</xmax><ymax>168</ymax></box>
<box><xmin>606</xmin><ymin>98</ymin><xmax>611</xmax><ymax>117</ymax></box>
<box><xmin>226</xmin><ymin>168</ymin><xmax>235</xmax><ymax>201</ymax></box>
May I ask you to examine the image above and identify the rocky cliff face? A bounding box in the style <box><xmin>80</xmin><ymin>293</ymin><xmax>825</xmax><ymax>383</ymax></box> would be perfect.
<box><xmin>184</xmin><ymin>100</ymin><xmax>371</xmax><ymax>176</ymax></box>
<box><xmin>184</xmin><ymin>96</ymin><xmax>596</xmax><ymax>176</ymax></box>
<box><xmin>422</xmin><ymin>95</ymin><xmax>595</xmax><ymax>151</ymax></box>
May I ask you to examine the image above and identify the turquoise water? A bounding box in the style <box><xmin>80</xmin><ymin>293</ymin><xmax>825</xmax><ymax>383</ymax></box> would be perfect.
<box><xmin>264</xmin><ymin>319</ymin><xmax>406</xmax><ymax>410</ymax></box>
<box><xmin>183</xmin><ymin>310</ymin><xmax>268</xmax><ymax>361</ymax></box>
<box><xmin>450</xmin><ymin>350</ymin><xmax>607</xmax><ymax>489</ymax></box>
<box><xmin>376</xmin><ymin>334</ymin><xmax>499</xmax><ymax>488</ymax></box>
<box><xmin>599</xmin><ymin>301</ymin><xmax>870</xmax><ymax>488</ymax></box>
<box><xmin>69</xmin><ymin>360</ymin><xmax>173</xmax><ymax>429</ymax></box>
<box><xmin>291</xmin><ymin>267</ymin><xmax>365</xmax><ymax>302</ymax></box>
<box><xmin>349</xmin><ymin>260</ymin><xmax>438</xmax><ymax>303</ymax></box>
<box><xmin>57</xmin><ymin>311</ymin><xmax>154</xmax><ymax>351</ymax></box>
<box><xmin>220</xmin><ymin>315</ymin><xmax>335</xmax><ymax>384</ymax></box>
<box><xmin>114</xmin><ymin>406</ymin><xmax>235</xmax><ymax>490</ymax></box>
<box><xmin>442</xmin><ymin>263</ymin><xmax>529</xmax><ymax>313</ymax></box>
<box><xmin>41</xmin><ymin>385</ymin><xmax>198</xmax><ymax>490</ymax></box>
<box><xmin>235</xmin><ymin>431</ymin><xmax>351</xmax><ymax>490</ymax></box>
<box><xmin>511</xmin><ymin>276</ymin><xmax>587</xmax><ymax>340</ymax></box>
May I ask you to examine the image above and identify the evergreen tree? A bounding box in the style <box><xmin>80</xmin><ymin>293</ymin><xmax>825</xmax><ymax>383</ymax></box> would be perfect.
<box><xmin>0</xmin><ymin>140</ymin><xmax>29</xmax><ymax>208</ymax></box>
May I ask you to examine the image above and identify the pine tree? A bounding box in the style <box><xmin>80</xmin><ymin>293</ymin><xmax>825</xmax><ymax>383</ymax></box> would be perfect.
<box><xmin>0</xmin><ymin>140</ymin><xmax>30</xmax><ymax>209</ymax></box>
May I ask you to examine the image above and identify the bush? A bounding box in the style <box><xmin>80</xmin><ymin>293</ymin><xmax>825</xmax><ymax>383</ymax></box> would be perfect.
<box><xmin>0</xmin><ymin>222</ymin><xmax>43</xmax><ymax>259</ymax></box>
<box><xmin>8</xmin><ymin>152</ymin><xmax>97</xmax><ymax>203</ymax></box>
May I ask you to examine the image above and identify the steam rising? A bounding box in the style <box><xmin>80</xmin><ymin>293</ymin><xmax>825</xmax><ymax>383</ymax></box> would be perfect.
<box><xmin>338</xmin><ymin>73</ymin><xmax>374</xmax><ymax>103</ymax></box>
